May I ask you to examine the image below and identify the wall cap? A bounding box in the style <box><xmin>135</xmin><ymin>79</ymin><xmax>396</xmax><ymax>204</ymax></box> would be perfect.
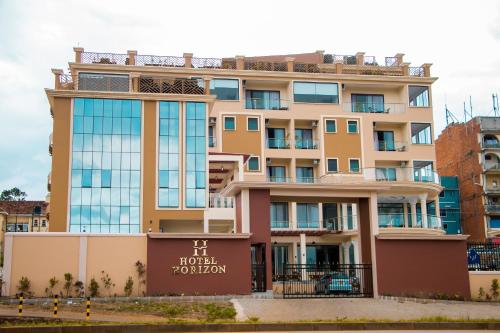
<box><xmin>376</xmin><ymin>234</ymin><xmax>469</xmax><ymax>241</ymax></box>
<box><xmin>148</xmin><ymin>233</ymin><xmax>251</xmax><ymax>239</ymax></box>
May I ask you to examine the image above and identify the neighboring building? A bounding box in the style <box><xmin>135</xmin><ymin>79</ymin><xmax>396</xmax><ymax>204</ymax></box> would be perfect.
<box><xmin>1</xmin><ymin>48</ymin><xmax>471</xmax><ymax>299</ymax></box>
<box><xmin>439</xmin><ymin>176</ymin><xmax>461</xmax><ymax>234</ymax></box>
<box><xmin>436</xmin><ymin>117</ymin><xmax>500</xmax><ymax>241</ymax></box>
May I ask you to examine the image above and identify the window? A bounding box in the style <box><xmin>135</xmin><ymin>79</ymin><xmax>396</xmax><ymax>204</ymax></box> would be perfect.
<box><xmin>41</xmin><ymin>220</ymin><xmax>46</xmax><ymax>227</ymax></box>
<box><xmin>295</xmin><ymin>129</ymin><xmax>315</xmax><ymax>149</ymax></box>
<box><xmin>413</xmin><ymin>161</ymin><xmax>435</xmax><ymax>182</ymax></box>
<box><xmin>245</xmin><ymin>90</ymin><xmax>281</xmax><ymax>110</ymax></box>
<box><xmin>375</xmin><ymin>167</ymin><xmax>396</xmax><ymax>181</ymax></box>
<box><xmin>378</xmin><ymin>203</ymin><xmax>404</xmax><ymax>227</ymax></box>
<box><xmin>351</xmin><ymin>94</ymin><xmax>385</xmax><ymax>113</ymax></box>
<box><xmin>411</xmin><ymin>123</ymin><xmax>432</xmax><ymax>144</ymax></box>
<box><xmin>248</xmin><ymin>156</ymin><xmax>260</xmax><ymax>171</ymax></box>
<box><xmin>327</xmin><ymin>158</ymin><xmax>338</xmax><ymax>173</ymax></box>
<box><xmin>185</xmin><ymin>102</ymin><xmax>206</xmax><ymax>208</ymax></box>
<box><xmin>293</xmin><ymin>82</ymin><xmax>339</xmax><ymax>104</ymax></box>
<box><xmin>70</xmin><ymin>98</ymin><xmax>141</xmax><ymax>234</ymax></box>
<box><xmin>375</xmin><ymin>131</ymin><xmax>395</xmax><ymax>151</ymax></box>
<box><xmin>210</xmin><ymin>79</ymin><xmax>239</xmax><ymax>100</ymax></box>
<box><xmin>267</xmin><ymin>128</ymin><xmax>287</xmax><ymax>149</ymax></box>
<box><xmin>267</xmin><ymin>166</ymin><xmax>286</xmax><ymax>182</ymax></box>
<box><xmin>158</xmin><ymin>102</ymin><xmax>180</xmax><ymax>208</ymax></box>
<box><xmin>325</xmin><ymin>119</ymin><xmax>336</xmax><ymax>133</ymax></box>
<box><xmin>33</xmin><ymin>220</ymin><xmax>38</xmax><ymax>227</ymax></box>
<box><xmin>297</xmin><ymin>203</ymin><xmax>319</xmax><ymax>228</ymax></box>
<box><xmin>296</xmin><ymin>167</ymin><xmax>314</xmax><ymax>183</ymax></box>
<box><xmin>440</xmin><ymin>210</ymin><xmax>447</xmax><ymax>217</ymax></box>
<box><xmin>270</xmin><ymin>202</ymin><xmax>289</xmax><ymax>228</ymax></box>
<box><xmin>224</xmin><ymin>116</ymin><xmax>235</xmax><ymax>131</ymax></box>
<box><xmin>349</xmin><ymin>159</ymin><xmax>360</xmax><ymax>173</ymax></box>
<box><xmin>347</xmin><ymin>120</ymin><xmax>359</xmax><ymax>133</ymax></box>
<box><xmin>409</xmin><ymin>86</ymin><xmax>429</xmax><ymax>107</ymax></box>
<box><xmin>78</xmin><ymin>73</ymin><xmax>129</xmax><ymax>92</ymax></box>
<box><xmin>247</xmin><ymin>117</ymin><xmax>259</xmax><ymax>131</ymax></box>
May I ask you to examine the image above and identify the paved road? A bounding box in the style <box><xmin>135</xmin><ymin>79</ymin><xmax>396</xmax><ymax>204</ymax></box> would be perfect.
<box><xmin>232</xmin><ymin>298</ymin><xmax>500</xmax><ymax>321</ymax></box>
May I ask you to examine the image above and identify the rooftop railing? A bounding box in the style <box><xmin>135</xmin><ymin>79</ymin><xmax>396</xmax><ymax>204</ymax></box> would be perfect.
<box><xmin>69</xmin><ymin>48</ymin><xmax>432</xmax><ymax>77</ymax></box>
<box><xmin>138</xmin><ymin>77</ymin><xmax>205</xmax><ymax>94</ymax></box>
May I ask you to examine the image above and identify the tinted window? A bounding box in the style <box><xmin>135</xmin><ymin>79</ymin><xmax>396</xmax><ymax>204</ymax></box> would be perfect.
<box><xmin>327</xmin><ymin>159</ymin><xmax>338</xmax><ymax>173</ymax></box>
<box><xmin>247</xmin><ymin>118</ymin><xmax>259</xmax><ymax>131</ymax></box>
<box><xmin>409</xmin><ymin>86</ymin><xmax>429</xmax><ymax>107</ymax></box>
<box><xmin>326</xmin><ymin>120</ymin><xmax>336</xmax><ymax>133</ymax></box>
<box><xmin>248</xmin><ymin>157</ymin><xmax>259</xmax><ymax>171</ymax></box>
<box><xmin>293</xmin><ymin>82</ymin><xmax>338</xmax><ymax>103</ymax></box>
<box><xmin>210</xmin><ymin>79</ymin><xmax>239</xmax><ymax>100</ymax></box>
<box><xmin>224</xmin><ymin>117</ymin><xmax>235</xmax><ymax>130</ymax></box>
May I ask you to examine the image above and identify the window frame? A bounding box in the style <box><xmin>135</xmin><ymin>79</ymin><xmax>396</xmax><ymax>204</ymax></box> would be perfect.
<box><xmin>408</xmin><ymin>85</ymin><xmax>430</xmax><ymax>108</ymax></box>
<box><xmin>325</xmin><ymin>119</ymin><xmax>337</xmax><ymax>133</ymax></box>
<box><xmin>293</xmin><ymin>81</ymin><xmax>339</xmax><ymax>104</ymax></box>
<box><xmin>349</xmin><ymin>158</ymin><xmax>361</xmax><ymax>173</ymax></box>
<box><xmin>247</xmin><ymin>156</ymin><xmax>260</xmax><ymax>172</ymax></box>
<box><xmin>223</xmin><ymin>116</ymin><xmax>236</xmax><ymax>131</ymax></box>
<box><xmin>246</xmin><ymin>116</ymin><xmax>260</xmax><ymax>131</ymax></box>
<box><xmin>347</xmin><ymin>119</ymin><xmax>359</xmax><ymax>134</ymax></box>
<box><xmin>209</xmin><ymin>78</ymin><xmax>240</xmax><ymax>101</ymax></box>
<box><xmin>326</xmin><ymin>157</ymin><xmax>339</xmax><ymax>173</ymax></box>
<box><xmin>411</xmin><ymin>122</ymin><xmax>433</xmax><ymax>144</ymax></box>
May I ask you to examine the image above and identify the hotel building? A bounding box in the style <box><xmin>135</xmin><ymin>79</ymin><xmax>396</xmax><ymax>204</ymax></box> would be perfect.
<box><xmin>1</xmin><ymin>48</ymin><xmax>471</xmax><ymax>298</ymax></box>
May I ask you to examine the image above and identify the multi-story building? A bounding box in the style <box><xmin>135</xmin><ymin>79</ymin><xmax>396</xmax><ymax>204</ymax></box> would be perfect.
<box><xmin>439</xmin><ymin>176</ymin><xmax>461</xmax><ymax>235</ymax></box>
<box><xmin>436</xmin><ymin>117</ymin><xmax>500</xmax><ymax>241</ymax></box>
<box><xmin>1</xmin><ymin>48</ymin><xmax>471</xmax><ymax>299</ymax></box>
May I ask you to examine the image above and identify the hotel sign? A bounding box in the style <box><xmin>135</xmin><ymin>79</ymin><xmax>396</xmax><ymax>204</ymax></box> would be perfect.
<box><xmin>172</xmin><ymin>240</ymin><xmax>227</xmax><ymax>275</ymax></box>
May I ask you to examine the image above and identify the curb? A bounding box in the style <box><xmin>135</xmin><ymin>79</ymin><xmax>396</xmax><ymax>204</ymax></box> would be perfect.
<box><xmin>1</xmin><ymin>322</ymin><xmax>500</xmax><ymax>332</ymax></box>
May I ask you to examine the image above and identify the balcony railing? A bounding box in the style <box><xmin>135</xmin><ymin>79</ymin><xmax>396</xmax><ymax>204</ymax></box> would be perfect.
<box><xmin>363</xmin><ymin>167</ymin><xmax>439</xmax><ymax>184</ymax></box>
<box><xmin>484</xmin><ymin>164</ymin><xmax>500</xmax><ymax>171</ymax></box>
<box><xmin>485</xmin><ymin>204</ymin><xmax>500</xmax><ymax>214</ymax></box>
<box><xmin>271</xmin><ymin>220</ymin><xmax>290</xmax><ymax>228</ymax></box>
<box><xmin>266</xmin><ymin>138</ymin><xmax>290</xmax><ymax>149</ymax></box>
<box><xmin>245</xmin><ymin>98</ymin><xmax>289</xmax><ymax>110</ymax></box>
<box><xmin>135</xmin><ymin>54</ymin><xmax>185</xmax><ymax>67</ymax></box>
<box><xmin>344</xmin><ymin>102</ymin><xmax>406</xmax><ymax>114</ymax></box>
<box><xmin>81</xmin><ymin>52</ymin><xmax>129</xmax><ymax>65</ymax></box>
<box><xmin>192</xmin><ymin>57</ymin><xmax>236</xmax><ymax>69</ymax></box>
<box><xmin>483</xmin><ymin>141</ymin><xmax>500</xmax><ymax>149</ymax></box>
<box><xmin>378</xmin><ymin>213</ymin><xmax>442</xmax><ymax>229</ymax></box>
<box><xmin>375</xmin><ymin>141</ymin><xmax>408</xmax><ymax>152</ymax></box>
<box><xmin>209</xmin><ymin>195</ymin><xmax>234</xmax><ymax>208</ymax></box>
<box><xmin>266</xmin><ymin>176</ymin><xmax>293</xmax><ymax>183</ymax></box>
<box><xmin>323</xmin><ymin>216</ymin><xmax>358</xmax><ymax>231</ymax></box>
<box><xmin>139</xmin><ymin>77</ymin><xmax>205</xmax><ymax>94</ymax></box>
<box><xmin>297</xmin><ymin>220</ymin><xmax>320</xmax><ymax>228</ymax></box>
<box><xmin>485</xmin><ymin>186</ymin><xmax>500</xmax><ymax>193</ymax></box>
<box><xmin>295</xmin><ymin>139</ymin><xmax>319</xmax><ymax>150</ymax></box>
<box><xmin>409</xmin><ymin>66</ymin><xmax>425</xmax><ymax>77</ymax></box>
<box><xmin>244</xmin><ymin>60</ymin><xmax>287</xmax><ymax>72</ymax></box>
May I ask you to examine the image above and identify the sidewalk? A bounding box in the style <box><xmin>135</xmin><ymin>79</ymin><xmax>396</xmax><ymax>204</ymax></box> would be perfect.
<box><xmin>231</xmin><ymin>298</ymin><xmax>500</xmax><ymax>321</ymax></box>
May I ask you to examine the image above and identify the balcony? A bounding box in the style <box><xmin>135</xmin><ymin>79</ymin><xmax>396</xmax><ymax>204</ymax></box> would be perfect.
<box><xmin>295</xmin><ymin>139</ymin><xmax>319</xmax><ymax>150</ymax></box>
<box><xmin>266</xmin><ymin>138</ymin><xmax>290</xmax><ymax>149</ymax></box>
<box><xmin>207</xmin><ymin>194</ymin><xmax>235</xmax><ymax>221</ymax></box>
<box><xmin>378</xmin><ymin>213</ymin><xmax>443</xmax><ymax>229</ymax></box>
<box><xmin>482</xmin><ymin>141</ymin><xmax>500</xmax><ymax>149</ymax></box>
<box><xmin>297</xmin><ymin>220</ymin><xmax>320</xmax><ymax>229</ymax></box>
<box><xmin>484</xmin><ymin>164</ymin><xmax>500</xmax><ymax>173</ymax></box>
<box><xmin>267</xmin><ymin>176</ymin><xmax>293</xmax><ymax>183</ymax></box>
<box><xmin>271</xmin><ymin>220</ymin><xmax>290</xmax><ymax>229</ymax></box>
<box><xmin>363</xmin><ymin>167</ymin><xmax>439</xmax><ymax>184</ymax></box>
<box><xmin>343</xmin><ymin>102</ymin><xmax>406</xmax><ymax>114</ymax></box>
<box><xmin>375</xmin><ymin>141</ymin><xmax>408</xmax><ymax>152</ymax></box>
<box><xmin>138</xmin><ymin>77</ymin><xmax>205</xmax><ymax>94</ymax></box>
<box><xmin>245</xmin><ymin>98</ymin><xmax>289</xmax><ymax>111</ymax></box>
<box><xmin>485</xmin><ymin>204</ymin><xmax>500</xmax><ymax>215</ymax></box>
<box><xmin>485</xmin><ymin>186</ymin><xmax>500</xmax><ymax>194</ymax></box>
<box><xmin>270</xmin><ymin>217</ymin><xmax>358</xmax><ymax>231</ymax></box>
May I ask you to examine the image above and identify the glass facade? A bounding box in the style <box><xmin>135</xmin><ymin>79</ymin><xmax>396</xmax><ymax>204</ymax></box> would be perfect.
<box><xmin>210</xmin><ymin>79</ymin><xmax>239</xmax><ymax>100</ymax></box>
<box><xmin>409</xmin><ymin>86</ymin><xmax>429</xmax><ymax>107</ymax></box>
<box><xmin>70</xmin><ymin>98</ymin><xmax>141</xmax><ymax>233</ymax></box>
<box><xmin>185</xmin><ymin>102</ymin><xmax>207</xmax><ymax>208</ymax></box>
<box><xmin>293</xmin><ymin>82</ymin><xmax>339</xmax><ymax>104</ymax></box>
<box><xmin>351</xmin><ymin>94</ymin><xmax>384</xmax><ymax>113</ymax></box>
<box><xmin>245</xmin><ymin>90</ymin><xmax>280</xmax><ymax>110</ymax></box>
<box><xmin>158</xmin><ymin>102</ymin><xmax>180</xmax><ymax>208</ymax></box>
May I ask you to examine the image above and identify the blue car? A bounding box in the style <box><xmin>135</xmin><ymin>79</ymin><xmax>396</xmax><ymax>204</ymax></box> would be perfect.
<box><xmin>314</xmin><ymin>272</ymin><xmax>358</xmax><ymax>295</ymax></box>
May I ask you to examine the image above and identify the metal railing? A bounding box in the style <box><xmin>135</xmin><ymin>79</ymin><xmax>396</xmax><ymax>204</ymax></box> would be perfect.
<box><xmin>81</xmin><ymin>52</ymin><xmax>129</xmax><ymax>65</ymax></box>
<box><xmin>485</xmin><ymin>204</ymin><xmax>500</xmax><ymax>214</ymax></box>
<box><xmin>344</xmin><ymin>102</ymin><xmax>406</xmax><ymax>114</ymax></box>
<box><xmin>409</xmin><ymin>66</ymin><xmax>425</xmax><ymax>77</ymax></box>
<box><xmin>485</xmin><ymin>163</ymin><xmax>500</xmax><ymax>171</ymax></box>
<box><xmin>266</xmin><ymin>176</ymin><xmax>293</xmax><ymax>183</ymax></box>
<box><xmin>271</xmin><ymin>221</ymin><xmax>290</xmax><ymax>228</ymax></box>
<box><xmin>209</xmin><ymin>194</ymin><xmax>234</xmax><ymax>208</ymax></box>
<box><xmin>295</xmin><ymin>139</ymin><xmax>319</xmax><ymax>150</ymax></box>
<box><xmin>138</xmin><ymin>77</ymin><xmax>205</xmax><ymax>94</ymax></box>
<box><xmin>282</xmin><ymin>264</ymin><xmax>373</xmax><ymax>298</ymax></box>
<box><xmin>378</xmin><ymin>213</ymin><xmax>442</xmax><ymax>229</ymax></box>
<box><xmin>363</xmin><ymin>56</ymin><xmax>377</xmax><ymax>65</ymax></box>
<box><xmin>467</xmin><ymin>242</ymin><xmax>500</xmax><ymax>271</ymax></box>
<box><xmin>363</xmin><ymin>167</ymin><xmax>440</xmax><ymax>184</ymax></box>
<box><xmin>293</xmin><ymin>63</ymin><xmax>320</xmax><ymax>73</ymax></box>
<box><xmin>297</xmin><ymin>220</ymin><xmax>320</xmax><ymax>229</ymax></box>
<box><xmin>135</xmin><ymin>54</ymin><xmax>185</xmax><ymax>67</ymax></box>
<box><xmin>331</xmin><ymin>54</ymin><xmax>357</xmax><ymax>64</ymax></box>
<box><xmin>244</xmin><ymin>60</ymin><xmax>287</xmax><ymax>72</ymax></box>
<box><xmin>192</xmin><ymin>57</ymin><xmax>236</xmax><ymax>69</ymax></box>
<box><xmin>483</xmin><ymin>141</ymin><xmax>500</xmax><ymax>149</ymax></box>
<box><xmin>245</xmin><ymin>98</ymin><xmax>289</xmax><ymax>110</ymax></box>
<box><xmin>266</xmin><ymin>138</ymin><xmax>290</xmax><ymax>149</ymax></box>
<box><xmin>323</xmin><ymin>217</ymin><xmax>358</xmax><ymax>231</ymax></box>
<box><xmin>296</xmin><ymin>177</ymin><xmax>316</xmax><ymax>184</ymax></box>
<box><xmin>385</xmin><ymin>57</ymin><xmax>398</xmax><ymax>67</ymax></box>
<box><xmin>375</xmin><ymin>141</ymin><xmax>408</xmax><ymax>152</ymax></box>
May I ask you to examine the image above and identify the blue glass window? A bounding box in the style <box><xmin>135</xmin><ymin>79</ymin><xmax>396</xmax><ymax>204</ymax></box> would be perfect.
<box><xmin>158</xmin><ymin>102</ymin><xmax>180</xmax><ymax>208</ymax></box>
<box><xmin>349</xmin><ymin>159</ymin><xmax>360</xmax><ymax>173</ymax></box>
<box><xmin>293</xmin><ymin>82</ymin><xmax>338</xmax><ymax>104</ymax></box>
<box><xmin>185</xmin><ymin>102</ymin><xmax>206</xmax><ymax>208</ymax></box>
<box><xmin>409</xmin><ymin>86</ymin><xmax>429</xmax><ymax>107</ymax></box>
<box><xmin>210</xmin><ymin>79</ymin><xmax>239</xmax><ymax>100</ymax></box>
<box><xmin>224</xmin><ymin>117</ymin><xmax>235</xmax><ymax>131</ymax></box>
<box><xmin>70</xmin><ymin>98</ymin><xmax>141</xmax><ymax>233</ymax></box>
<box><xmin>347</xmin><ymin>120</ymin><xmax>358</xmax><ymax>133</ymax></box>
<box><xmin>248</xmin><ymin>156</ymin><xmax>260</xmax><ymax>171</ymax></box>
<box><xmin>327</xmin><ymin>159</ymin><xmax>338</xmax><ymax>173</ymax></box>
<box><xmin>247</xmin><ymin>117</ymin><xmax>259</xmax><ymax>131</ymax></box>
<box><xmin>325</xmin><ymin>120</ymin><xmax>336</xmax><ymax>133</ymax></box>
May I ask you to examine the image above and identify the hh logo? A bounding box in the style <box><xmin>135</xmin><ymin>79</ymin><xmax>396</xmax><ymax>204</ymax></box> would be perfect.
<box><xmin>192</xmin><ymin>240</ymin><xmax>208</xmax><ymax>257</ymax></box>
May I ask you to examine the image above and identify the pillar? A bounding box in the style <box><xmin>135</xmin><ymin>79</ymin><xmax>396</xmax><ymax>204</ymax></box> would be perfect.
<box><xmin>291</xmin><ymin>202</ymin><xmax>297</xmax><ymax>230</ymax></box>
<box><xmin>420</xmin><ymin>194</ymin><xmax>428</xmax><ymax>228</ymax></box>
<box><xmin>235</xmin><ymin>55</ymin><xmax>245</xmax><ymax>70</ymax></box>
<box><xmin>401</xmin><ymin>62</ymin><xmax>410</xmax><ymax>76</ymax></box>
<box><xmin>403</xmin><ymin>203</ymin><xmax>409</xmax><ymax>228</ymax></box>
<box><xmin>409</xmin><ymin>198</ymin><xmax>417</xmax><ymax>228</ymax></box>
<box><xmin>351</xmin><ymin>239</ymin><xmax>360</xmax><ymax>265</ymax></box>
<box><xmin>127</xmin><ymin>50</ymin><xmax>137</xmax><ymax>66</ymax></box>
<box><xmin>73</xmin><ymin>47</ymin><xmax>83</xmax><ymax>64</ymax></box>
<box><xmin>203</xmin><ymin>215</ymin><xmax>209</xmax><ymax>233</ymax></box>
<box><xmin>394</xmin><ymin>53</ymin><xmax>405</xmax><ymax>65</ymax></box>
<box><xmin>51</xmin><ymin>69</ymin><xmax>63</xmax><ymax>90</ymax></box>
<box><xmin>292</xmin><ymin>241</ymin><xmax>298</xmax><ymax>264</ymax></box>
<box><xmin>342</xmin><ymin>242</ymin><xmax>350</xmax><ymax>265</ymax></box>
<box><xmin>183</xmin><ymin>52</ymin><xmax>193</xmax><ymax>68</ymax></box>
<box><xmin>203</xmin><ymin>77</ymin><xmax>212</xmax><ymax>95</ymax></box>
<box><xmin>241</xmin><ymin>189</ymin><xmax>250</xmax><ymax>233</ymax></box>
<box><xmin>285</xmin><ymin>57</ymin><xmax>295</xmax><ymax>72</ymax></box>
<box><xmin>342</xmin><ymin>203</ymin><xmax>349</xmax><ymax>230</ymax></box>
<box><xmin>318</xmin><ymin>203</ymin><xmax>323</xmax><ymax>230</ymax></box>
<box><xmin>422</xmin><ymin>63</ymin><xmax>432</xmax><ymax>77</ymax></box>
<box><xmin>355</xmin><ymin>52</ymin><xmax>365</xmax><ymax>65</ymax></box>
<box><xmin>335</xmin><ymin>63</ymin><xmax>343</xmax><ymax>74</ymax></box>
<box><xmin>352</xmin><ymin>203</ymin><xmax>358</xmax><ymax>230</ymax></box>
<box><xmin>300</xmin><ymin>233</ymin><xmax>306</xmax><ymax>279</ymax></box>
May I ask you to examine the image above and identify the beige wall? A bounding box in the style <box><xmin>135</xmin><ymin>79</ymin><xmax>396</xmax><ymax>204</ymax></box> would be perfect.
<box><xmin>3</xmin><ymin>234</ymin><xmax>146</xmax><ymax>297</ymax></box>
<box><xmin>469</xmin><ymin>271</ymin><xmax>500</xmax><ymax>300</ymax></box>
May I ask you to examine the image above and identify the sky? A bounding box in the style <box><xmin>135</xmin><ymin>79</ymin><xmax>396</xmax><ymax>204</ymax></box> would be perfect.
<box><xmin>0</xmin><ymin>0</ymin><xmax>499</xmax><ymax>200</ymax></box>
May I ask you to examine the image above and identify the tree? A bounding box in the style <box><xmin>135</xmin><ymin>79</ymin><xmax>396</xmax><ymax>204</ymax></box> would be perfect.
<box><xmin>0</xmin><ymin>188</ymin><xmax>27</xmax><ymax>201</ymax></box>
<box><xmin>63</xmin><ymin>273</ymin><xmax>74</xmax><ymax>297</ymax></box>
<box><xmin>135</xmin><ymin>261</ymin><xmax>146</xmax><ymax>296</ymax></box>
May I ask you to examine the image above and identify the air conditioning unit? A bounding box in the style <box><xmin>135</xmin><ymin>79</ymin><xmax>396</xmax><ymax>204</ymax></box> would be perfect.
<box><xmin>265</xmin><ymin>119</ymin><xmax>270</xmax><ymax>127</ymax></box>
<box><xmin>312</xmin><ymin>120</ymin><xmax>318</xmax><ymax>128</ymax></box>
<box><xmin>313</xmin><ymin>159</ymin><xmax>320</xmax><ymax>165</ymax></box>
<box><xmin>266</xmin><ymin>158</ymin><xmax>272</xmax><ymax>166</ymax></box>
<box><xmin>209</xmin><ymin>117</ymin><xmax>216</xmax><ymax>125</ymax></box>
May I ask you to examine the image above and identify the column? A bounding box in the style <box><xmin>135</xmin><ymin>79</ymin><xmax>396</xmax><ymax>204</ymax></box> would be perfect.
<box><xmin>300</xmin><ymin>233</ymin><xmax>306</xmax><ymax>280</ymax></box>
<box><xmin>420</xmin><ymin>194</ymin><xmax>428</xmax><ymax>228</ymax></box>
<box><xmin>235</xmin><ymin>55</ymin><xmax>245</xmax><ymax>70</ymax></box>
<box><xmin>409</xmin><ymin>198</ymin><xmax>417</xmax><ymax>228</ymax></box>
<box><xmin>285</xmin><ymin>57</ymin><xmax>295</xmax><ymax>72</ymax></box>
<box><xmin>352</xmin><ymin>203</ymin><xmax>358</xmax><ymax>231</ymax></box>
<box><xmin>51</xmin><ymin>69</ymin><xmax>63</xmax><ymax>90</ymax></box>
<box><xmin>73</xmin><ymin>47</ymin><xmax>83</xmax><ymax>63</ymax></box>
<box><xmin>291</xmin><ymin>202</ymin><xmax>297</xmax><ymax>230</ymax></box>
<box><xmin>292</xmin><ymin>241</ymin><xmax>298</xmax><ymax>264</ymax></box>
<box><xmin>318</xmin><ymin>203</ymin><xmax>323</xmax><ymax>230</ymax></box>
<box><xmin>341</xmin><ymin>203</ymin><xmax>349</xmax><ymax>231</ymax></box>
<box><xmin>183</xmin><ymin>52</ymin><xmax>193</xmax><ymax>68</ymax></box>
<box><xmin>241</xmin><ymin>189</ymin><xmax>250</xmax><ymax>233</ymax></box>
<box><xmin>127</xmin><ymin>50</ymin><xmax>137</xmax><ymax>66</ymax></box>
<box><xmin>342</xmin><ymin>242</ymin><xmax>350</xmax><ymax>265</ymax></box>
<box><xmin>203</xmin><ymin>214</ymin><xmax>209</xmax><ymax>233</ymax></box>
<box><xmin>351</xmin><ymin>239</ymin><xmax>360</xmax><ymax>265</ymax></box>
<box><xmin>290</xmin><ymin>158</ymin><xmax>296</xmax><ymax>182</ymax></box>
<box><xmin>403</xmin><ymin>203</ymin><xmax>409</xmax><ymax>228</ymax></box>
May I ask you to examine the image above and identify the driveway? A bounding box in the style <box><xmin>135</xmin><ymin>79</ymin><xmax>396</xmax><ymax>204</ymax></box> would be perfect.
<box><xmin>231</xmin><ymin>298</ymin><xmax>500</xmax><ymax>321</ymax></box>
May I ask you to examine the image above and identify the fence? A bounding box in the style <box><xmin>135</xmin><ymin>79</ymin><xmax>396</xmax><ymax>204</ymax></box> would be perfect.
<box><xmin>251</xmin><ymin>263</ymin><xmax>266</xmax><ymax>292</ymax></box>
<box><xmin>282</xmin><ymin>264</ymin><xmax>373</xmax><ymax>298</ymax></box>
<box><xmin>467</xmin><ymin>242</ymin><xmax>500</xmax><ymax>271</ymax></box>
<box><xmin>138</xmin><ymin>77</ymin><xmax>205</xmax><ymax>94</ymax></box>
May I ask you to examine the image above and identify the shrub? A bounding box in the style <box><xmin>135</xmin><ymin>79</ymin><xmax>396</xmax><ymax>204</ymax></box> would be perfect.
<box><xmin>100</xmin><ymin>271</ymin><xmax>115</xmax><ymax>297</ymax></box>
<box><xmin>63</xmin><ymin>273</ymin><xmax>74</xmax><ymax>297</ymax></box>
<box><xmin>45</xmin><ymin>276</ymin><xmax>59</xmax><ymax>297</ymax></box>
<box><xmin>478</xmin><ymin>287</ymin><xmax>485</xmax><ymax>300</ymax></box>
<box><xmin>135</xmin><ymin>261</ymin><xmax>146</xmax><ymax>296</ymax></box>
<box><xmin>74</xmin><ymin>280</ymin><xmax>85</xmax><ymax>297</ymax></box>
<box><xmin>17</xmin><ymin>276</ymin><xmax>32</xmax><ymax>297</ymax></box>
<box><xmin>88</xmin><ymin>278</ymin><xmax>100</xmax><ymax>297</ymax></box>
<box><xmin>124</xmin><ymin>276</ymin><xmax>134</xmax><ymax>297</ymax></box>
<box><xmin>204</xmin><ymin>303</ymin><xmax>237</xmax><ymax>321</ymax></box>
<box><xmin>491</xmin><ymin>279</ymin><xmax>499</xmax><ymax>300</ymax></box>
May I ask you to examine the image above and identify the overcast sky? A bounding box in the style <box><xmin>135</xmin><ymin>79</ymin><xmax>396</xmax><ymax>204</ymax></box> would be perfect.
<box><xmin>0</xmin><ymin>0</ymin><xmax>499</xmax><ymax>199</ymax></box>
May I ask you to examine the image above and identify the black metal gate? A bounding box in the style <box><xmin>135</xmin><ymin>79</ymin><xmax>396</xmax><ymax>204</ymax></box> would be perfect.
<box><xmin>252</xmin><ymin>263</ymin><xmax>266</xmax><ymax>292</ymax></box>
<box><xmin>282</xmin><ymin>264</ymin><xmax>373</xmax><ymax>298</ymax></box>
